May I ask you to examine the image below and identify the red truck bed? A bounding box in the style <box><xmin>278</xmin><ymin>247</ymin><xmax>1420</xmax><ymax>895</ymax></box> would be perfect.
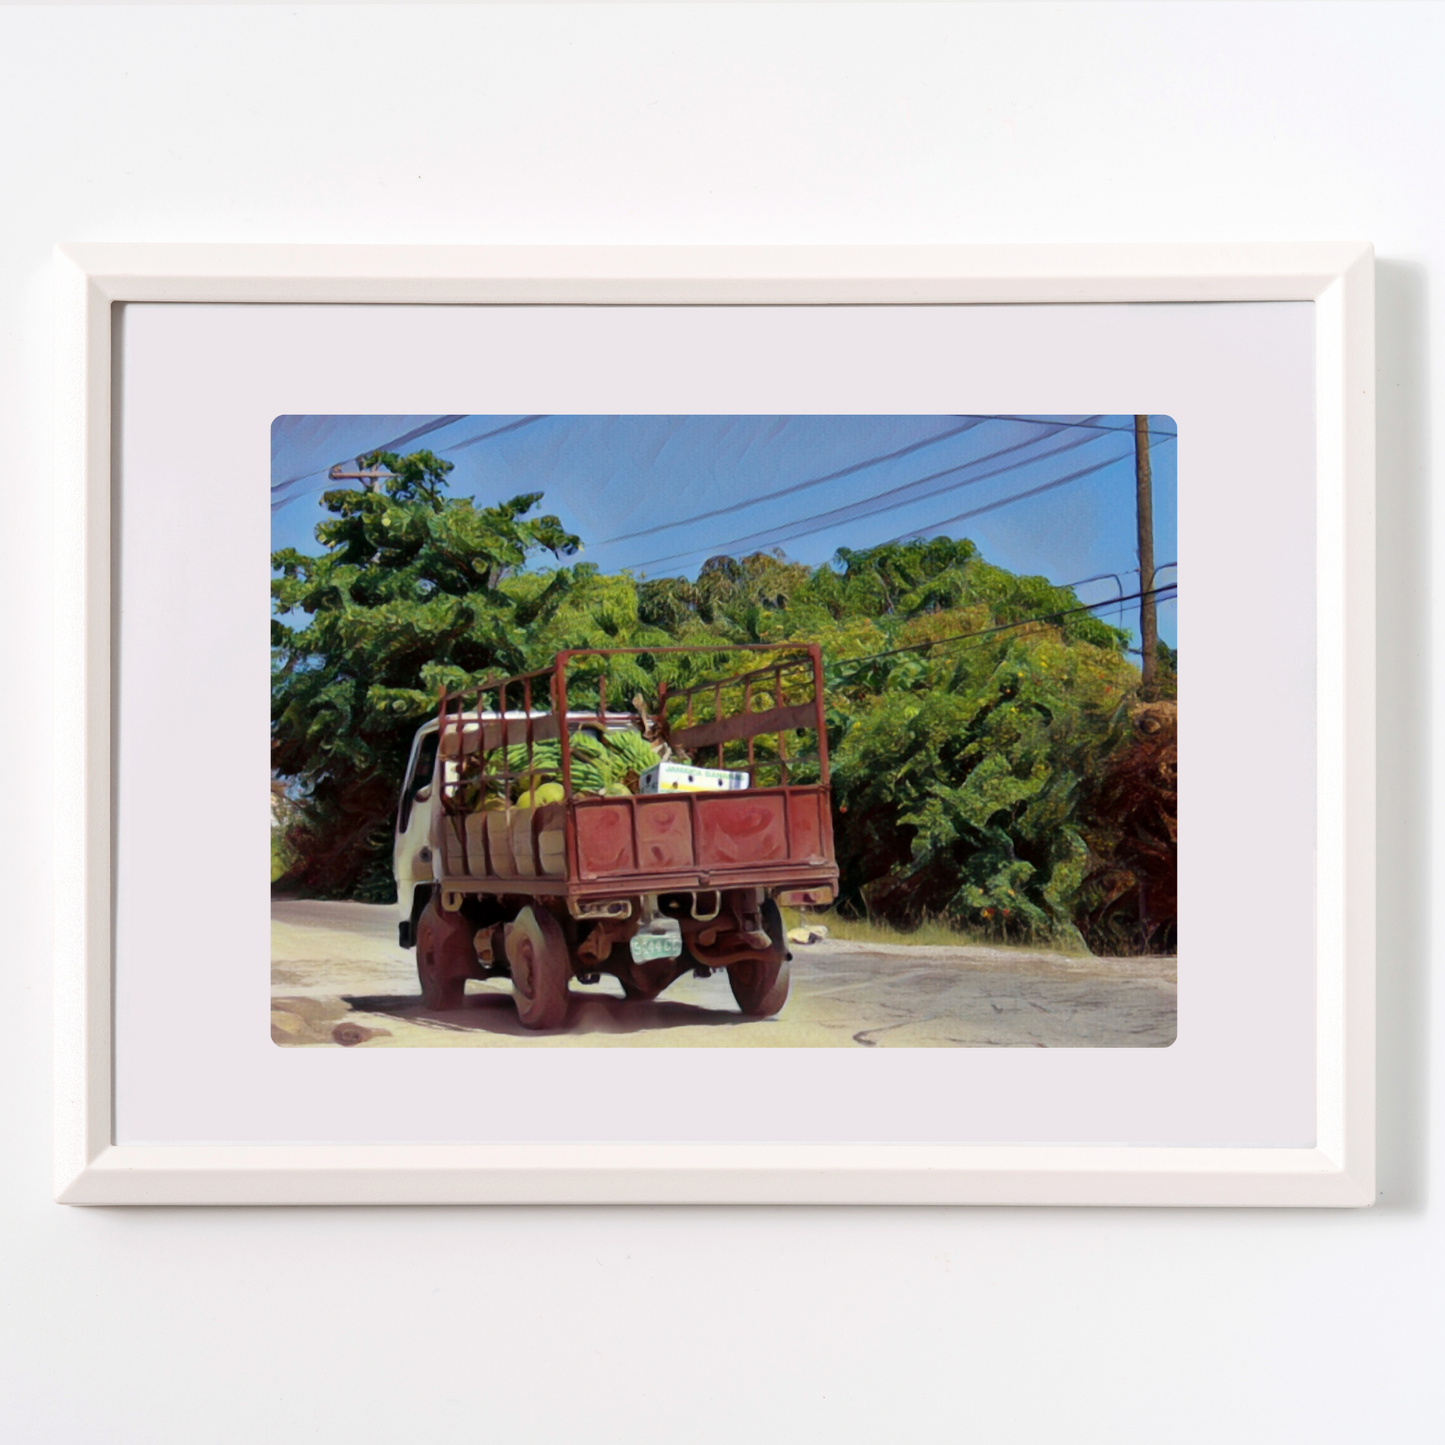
<box><xmin>431</xmin><ymin>645</ymin><xmax>838</xmax><ymax>910</ymax></box>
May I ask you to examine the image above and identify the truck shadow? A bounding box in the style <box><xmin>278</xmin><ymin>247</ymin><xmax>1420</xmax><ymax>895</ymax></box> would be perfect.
<box><xmin>340</xmin><ymin>988</ymin><xmax>758</xmax><ymax>1038</ymax></box>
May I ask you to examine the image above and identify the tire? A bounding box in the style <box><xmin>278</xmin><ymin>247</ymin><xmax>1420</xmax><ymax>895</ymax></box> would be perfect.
<box><xmin>415</xmin><ymin>894</ymin><xmax>476</xmax><ymax>1010</ymax></box>
<box><xmin>728</xmin><ymin>899</ymin><xmax>791</xmax><ymax>1017</ymax></box>
<box><xmin>505</xmin><ymin>905</ymin><xmax>571</xmax><ymax>1030</ymax></box>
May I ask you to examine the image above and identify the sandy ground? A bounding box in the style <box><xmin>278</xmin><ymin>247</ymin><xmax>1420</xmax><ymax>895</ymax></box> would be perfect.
<box><xmin>272</xmin><ymin>899</ymin><xmax>1177</xmax><ymax>1049</ymax></box>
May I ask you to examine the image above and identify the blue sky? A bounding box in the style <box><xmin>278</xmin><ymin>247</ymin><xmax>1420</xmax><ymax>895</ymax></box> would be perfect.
<box><xmin>272</xmin><ymin>414</ymin><xmax>1177</xmax><ymax>650</ymax></box>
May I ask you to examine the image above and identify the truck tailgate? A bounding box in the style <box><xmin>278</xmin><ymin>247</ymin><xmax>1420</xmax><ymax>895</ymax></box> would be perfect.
<box><xmin>573</xmin><ymin>787</ymin><xmax>830</xmax><ymax>880</ymax></box>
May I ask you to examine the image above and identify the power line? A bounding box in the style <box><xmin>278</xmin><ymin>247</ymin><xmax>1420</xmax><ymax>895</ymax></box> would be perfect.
<box><xmin>270</xmin><ymin>414</ymin><xmax>468</xmax><ymax>505</ymax></box>
<box><xmin>271</xmin><ymin>414</ymin><xmax>547</xmax><ymax>514</ymax></box>
<box><xmin>1067</xmin><ymin>560</ymin><xmax>1176</xmax><ymax>590</ymax></box>
<box><xmin>603</xmin><ymin>414</ymin><xmax>1185</xmax><ymax>555</ymax></box>
<box><xmin>1064</xmin><ymin>562</ymin><xmax>1176</xmax><ymax>628</ymax></box>
<box><xmin>630</xmin><ymin>417</ymin><xmax>1111</xmax><ymax>572</ymax></box>
<box><xmin>594</xmin><ymin>417</ymin><xmax>993</xmax><ymax>548</ymax></box>
<box><xmin>359</xmin><ymin>413</ymin><xmax>469</xmax><ymax>458</ymax></box>
<box><xmin>887</xmin><ymin>446</ymin><xmax>1144</xmax><ymax>545</ymax></box>
<box><xmin>443</xmin><ymin>414</ymin><xmax>549</xmax><ymax>453</ymax></box>
<box><xmin>957</xmin><ymin>414</ymin><xmax>1177</xmax><ymax>439</ymax></box>
<box><xmin>629</xmin><ymin>418</ymin><xmax>1102</xmax><ymax>568</ymax></box>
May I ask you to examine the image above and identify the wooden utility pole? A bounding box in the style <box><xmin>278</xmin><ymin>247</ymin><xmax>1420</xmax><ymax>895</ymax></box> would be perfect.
<box><xmin>1134</xmin><ymin>414</ymin><xmax>1158</xmax><ymax>699</ymax></box>
<box><xmin>328</xmin><ymin>463</ymin><xmax>394</xmax><ymax>493</ymax></box>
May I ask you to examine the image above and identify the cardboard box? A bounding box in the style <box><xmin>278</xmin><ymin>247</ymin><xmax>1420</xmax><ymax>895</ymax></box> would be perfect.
<box><xmin>639</xmin><ymin>761</ymin><xmax>749</xmax><ymax>793</ymax></box>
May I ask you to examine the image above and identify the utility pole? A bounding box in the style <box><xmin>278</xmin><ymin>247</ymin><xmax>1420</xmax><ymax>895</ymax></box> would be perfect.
<box><xmin>328</xmin><ymin>463</ymin><xmax>394</xmax><ymax>493</ymax></box>
<box><xmin>1134</xmin><ymin>414</ymin><xmax>1158</xmax><ymax>699</ymax></box>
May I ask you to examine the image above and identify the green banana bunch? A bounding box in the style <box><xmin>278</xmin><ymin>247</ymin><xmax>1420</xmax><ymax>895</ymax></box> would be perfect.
<box><xmin>600</xmin><ymin>728</ymin><xmax>659</xmax><ymax>776</ymax></box>
<box><xmin>490</xmin><ymin>728</ymin><xmax>659</xmax><ymax>802</ymax></box>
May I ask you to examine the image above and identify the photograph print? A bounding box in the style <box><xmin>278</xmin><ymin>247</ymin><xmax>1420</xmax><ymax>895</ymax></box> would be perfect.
<box><xmin>270</xmin><ymin>414</ymin><xmax>1177</xmax><ymax>1049</ymax></box>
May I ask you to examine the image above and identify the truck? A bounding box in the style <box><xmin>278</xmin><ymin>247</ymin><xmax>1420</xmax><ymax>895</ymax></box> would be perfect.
<box><xmin>393</xmin><ymin>645</ymin><xmax>840</xmax><ymax>1029</ymax></box>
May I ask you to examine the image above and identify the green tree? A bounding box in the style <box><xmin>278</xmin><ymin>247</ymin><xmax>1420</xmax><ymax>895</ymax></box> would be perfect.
<box><xmin>271</xmin><ymin>450</ymin><xmax>580</xmax><ymax>898</ymax></box>
<box><xmin>826</xmin><ymin>632</ymin><xmax>1137</xmax><ymax>943</ymax></box>
<box><xmin>782</xmin><ymin>541</ymin><xmax>1138</xmax><ymax>943</ymax></box>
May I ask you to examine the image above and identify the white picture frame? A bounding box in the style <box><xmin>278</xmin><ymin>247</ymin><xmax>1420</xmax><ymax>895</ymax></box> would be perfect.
<box><xmin>54</xmin><ymin>242</ymin><xmax>1375</xmax><ymax>1206</ymax></box>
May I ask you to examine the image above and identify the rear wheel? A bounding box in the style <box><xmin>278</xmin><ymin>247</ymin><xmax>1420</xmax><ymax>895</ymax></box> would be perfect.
<box><xmin>415</xmin><ymin>895</ymin><xmax>477</xmax><ymax>1010</ymax></box>
<box><xmin>506</xmin><ymin>905</ymin><xmax>571</xmax><ymax>1030</ymax></box>
<box><xmin>728</xmin><ymin>899</ymin><xmax>791</xmax><ymax>1017</ymax></box>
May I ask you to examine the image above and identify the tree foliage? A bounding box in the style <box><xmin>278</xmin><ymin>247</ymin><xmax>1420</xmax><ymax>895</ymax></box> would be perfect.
<box><xmin>271</xmin><ymin>451</ymin><xmax>581</xmax><ymax>898</ymax></box>
<box><xmin>273</xmin><ymin>453</ymin><xmax>1177</xmax><ymax>949</ymax></box>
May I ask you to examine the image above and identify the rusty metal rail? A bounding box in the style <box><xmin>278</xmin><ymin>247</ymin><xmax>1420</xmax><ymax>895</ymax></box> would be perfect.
<box><xmin>430</xmin><ymin>645</ymin><xmax>836</xmax><ymax>905</ymax></box>
<box><xmin>435</xmin><ymin>643</ymin><xmax>830</xmax><ymax>802</ymax></box>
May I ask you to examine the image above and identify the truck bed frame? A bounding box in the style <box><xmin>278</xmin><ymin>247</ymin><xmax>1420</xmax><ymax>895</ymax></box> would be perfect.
<box><xmin>430</xmin><ymin>644</ymin><xmax>839</xmax><ymax>913</ymax></box>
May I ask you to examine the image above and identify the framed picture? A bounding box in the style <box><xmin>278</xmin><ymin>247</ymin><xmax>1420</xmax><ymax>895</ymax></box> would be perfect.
<box><xmin>54</xmin><ymin>242</ymin><xmax>1374</xmax><ymax>1205</ymax></box>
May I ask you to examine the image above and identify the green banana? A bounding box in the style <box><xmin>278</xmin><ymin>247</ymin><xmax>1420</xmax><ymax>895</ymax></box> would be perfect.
<box><xmin>481</xmin><ymin>728</ymin><xmax>658</xmax><ymax>804</ymax></box>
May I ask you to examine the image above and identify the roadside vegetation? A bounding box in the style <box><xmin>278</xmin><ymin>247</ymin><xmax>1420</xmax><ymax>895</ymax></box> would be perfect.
<box><xmin>270</xmin><ymin>783</ymin><xmax>298</xmax><ymax>883</ymax></box>
<box><xmin>272</xmin><ymin>450</ymin><xmax>1177</xmax><ymax>953</ymax></box>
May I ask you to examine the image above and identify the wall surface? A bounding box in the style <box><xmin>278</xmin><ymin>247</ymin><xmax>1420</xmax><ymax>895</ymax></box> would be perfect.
<box><xmin>1</xmin><ymin>3</ymin><xmax>1437</xmax><ymax>1441</ymax></box>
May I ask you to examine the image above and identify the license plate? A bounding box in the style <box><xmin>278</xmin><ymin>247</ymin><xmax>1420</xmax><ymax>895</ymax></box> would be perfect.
<box><xmin>630</xmin><ymin>931</ymin><xmax>683</xmax><ymax>963</ymax></box>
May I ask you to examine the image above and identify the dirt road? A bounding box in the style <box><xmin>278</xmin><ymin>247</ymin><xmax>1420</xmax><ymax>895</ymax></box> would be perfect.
<box><xmin>272</xmin><ymin>900</ymin><xmax>1175</xmax><ymax>1049</ymax></box>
